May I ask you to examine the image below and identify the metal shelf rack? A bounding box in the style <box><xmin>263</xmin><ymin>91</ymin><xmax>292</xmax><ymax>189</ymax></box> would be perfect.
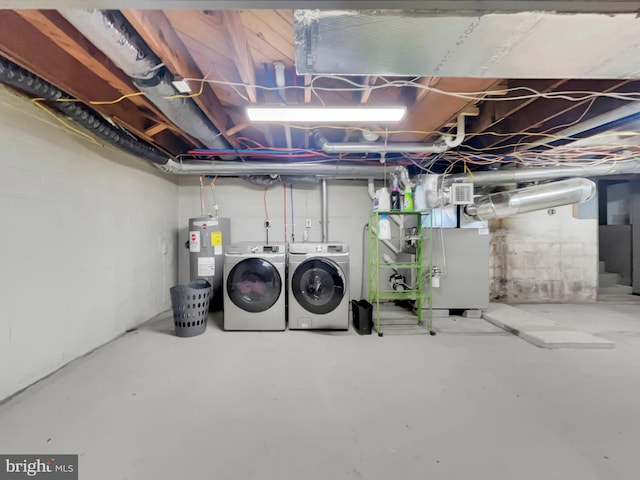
<box><xmin>368</xmin><ymin>210</ymin><xmax>433</xmax><ymax>336</ymax></box>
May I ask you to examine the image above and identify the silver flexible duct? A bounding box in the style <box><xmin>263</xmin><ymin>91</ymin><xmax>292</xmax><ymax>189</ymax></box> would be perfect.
<box><xmin>465</xmin><ymin>178</ymin><xmax>596</xmax><ymax>220</ymax></box>
<box><xmin>60</xmin><ymin>9</ymin><xmax>232</xmax><ymax>154</ymax></box>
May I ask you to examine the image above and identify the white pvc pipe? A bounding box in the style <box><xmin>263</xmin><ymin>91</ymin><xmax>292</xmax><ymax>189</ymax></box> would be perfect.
<box><xmin>443</xmin><ymin>113</ymin><xmax>466</xmax><ymax>148</ymax></box>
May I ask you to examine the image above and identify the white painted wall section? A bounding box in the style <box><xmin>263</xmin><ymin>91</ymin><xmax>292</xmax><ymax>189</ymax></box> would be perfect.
<box><xmin>0</xmin><ymin>88</ymin><xmax>178</xmax><ymax>400</ymax></box>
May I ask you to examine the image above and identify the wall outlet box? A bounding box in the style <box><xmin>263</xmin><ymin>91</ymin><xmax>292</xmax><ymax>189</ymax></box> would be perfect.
<box><xmin>305</xmin><ymin>219</ymin><xmax>312</xmax><ymax>228</ymax></box>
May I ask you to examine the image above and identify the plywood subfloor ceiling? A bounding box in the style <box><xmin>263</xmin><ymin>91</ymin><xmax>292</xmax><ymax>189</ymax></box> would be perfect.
<box><xmin>0</xmin><ymin>8</ymin><xmax>638</xmax><ymax>159</ymax></box>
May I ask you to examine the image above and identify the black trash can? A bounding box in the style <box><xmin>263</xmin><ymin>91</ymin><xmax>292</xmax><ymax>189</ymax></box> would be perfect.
<box><xmin>170</xmin><ymin>280</ymin><xmax>212</xmax><ymax>337</ymax></box>
<box><xmin>351</xmin><ymin>299</ymin><xmax>373</xmax><ymax>335</ymax></box>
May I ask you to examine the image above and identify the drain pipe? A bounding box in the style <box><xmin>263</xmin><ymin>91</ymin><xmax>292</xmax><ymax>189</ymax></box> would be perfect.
<box><xmin>443</xmin><ymin>113</ymin><xmax>467</xmax><ymax>148</ymax></box>
<box><xmin>60</xmin><ymin>9</ymin><xmax>233</xmax><ymax>155</ymax></box>
<box><xmin>314</xmin><ymin>129</ymin><xmax>449</xmax><ymax>155</ymax></box>
<box><xmin>313</xmin><ymin>114</ymin><xmax>469</xmax><ymax>154</ymax></box>
<box><xmin>321</xmin><ymin>179</ymin><xmax>328</xmax><ymax>242</ymax></box>
<box><xmin>464</xmin><ymin>178</ymin><xmax>596</xmax><ymax>220</ymax></box>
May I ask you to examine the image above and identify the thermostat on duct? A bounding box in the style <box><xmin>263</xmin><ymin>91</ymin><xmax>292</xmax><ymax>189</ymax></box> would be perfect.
<box><xmin>450</xmin><ymin>183</ymin><xmax>474</xmax><ymax>205</ymax></box>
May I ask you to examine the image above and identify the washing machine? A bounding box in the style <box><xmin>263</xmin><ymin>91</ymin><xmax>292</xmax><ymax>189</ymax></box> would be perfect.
<box><xmin>223</xmin><ymin>242</ymin><xmax>286</xmax><ymax>331</ymax></box>
<box><xmin>288</xmin><ymin>242</ymin><xmax>350</xmax><ymax>330</ymax></box>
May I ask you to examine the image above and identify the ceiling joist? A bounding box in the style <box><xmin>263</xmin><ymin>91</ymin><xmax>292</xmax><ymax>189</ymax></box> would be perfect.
<box><xmin>122</xmin><ymin>9</ymin><xmax>236</xmax><ymax>146</ymax></box>
<box><xmin>222</xmin><ymin>11</ymin><xmax>258</xmax><ymax>104</ymax></box>
<box><xmin>15</xmin><ymin>9</ymin><xmax>192</xmax><ymax>144</ymax></box>
<box><xmin>0</xmin><ymin>10</ymin><xmax>188</xmax><ymax>155</ymax></box>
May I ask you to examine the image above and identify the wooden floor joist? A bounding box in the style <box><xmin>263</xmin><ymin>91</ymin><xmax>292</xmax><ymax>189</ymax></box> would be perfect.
<box><xmin>122</xmin><ymin>9</ymin><xmax>235</xmax><ymax>146</ymax></box>
<box><xmin>0</xmin><ymin>10</ymin><xmax>187</xmax><ymax>155</ymax></box>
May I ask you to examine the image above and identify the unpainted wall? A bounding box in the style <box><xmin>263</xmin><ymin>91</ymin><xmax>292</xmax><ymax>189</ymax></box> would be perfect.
<box><xmin>490</xmin><ymin>205</ymin><xmax>598</xmax><ymax>302</ymax></box>
<box><xmin>0</xmin><ymin>88</ymin><xmax>178</xmax><ymax>401</ymax></box>
<box><xmin>177</xmin><ymin>178</ymin><xmax>374</xmax><ymax>301</ymax></box>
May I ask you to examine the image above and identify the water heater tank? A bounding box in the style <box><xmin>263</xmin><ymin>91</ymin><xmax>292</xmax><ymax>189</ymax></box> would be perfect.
<box><xmin>188</xmin><ymin>217</ymin><xmax>231</xmax><ymax>310</ymax></box>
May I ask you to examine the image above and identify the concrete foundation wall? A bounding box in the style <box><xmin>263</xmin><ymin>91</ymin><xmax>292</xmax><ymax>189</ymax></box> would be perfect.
<box><xmin>599</xmin><ymin>225</ymin><xmax>632</xmax><ymax>285</ymax></box>
<box><xmin>490</xmin><ymin>205</ymin><xmax>598</xmax><ymax>302</ymax></box>
<box><xmin>0</xmin><ymin>88</ymin><xmax>179</xmax><ymax>400</ymax></box>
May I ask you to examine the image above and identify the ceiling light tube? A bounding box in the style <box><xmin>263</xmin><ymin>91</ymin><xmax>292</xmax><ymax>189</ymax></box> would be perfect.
<box><xmin>246</xmin><ymin>106</ymin><xmax>406</xmax><ymax>123</ymax></box>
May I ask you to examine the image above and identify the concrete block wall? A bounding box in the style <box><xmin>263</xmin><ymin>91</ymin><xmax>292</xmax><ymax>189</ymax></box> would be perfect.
<box><xmin>178</xmin><ymin>178</ymin><xmax>374</xmax><ymax>300</ymax></box>
<box><xmin>489</xmin><ymin>205</ymin><xmax>598</xmax><ymax>302</ymax></box>
<box><xmin>0</xmin><ymin>88</ymin><xmax>178</xmax><ymax>400</ymax></box>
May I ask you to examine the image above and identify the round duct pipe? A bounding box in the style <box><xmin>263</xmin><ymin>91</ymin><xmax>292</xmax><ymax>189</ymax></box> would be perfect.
<box><xmin>464</xmin><ymin>178</ymin><xmax>596</xmax><ymax>220</ymax></box>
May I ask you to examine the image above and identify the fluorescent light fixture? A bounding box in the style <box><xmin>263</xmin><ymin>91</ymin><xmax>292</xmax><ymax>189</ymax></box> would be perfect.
<box><xmin>246</xmin><ymin>106</ymin><xmax>406</xmax><ymax>123</ymax></box>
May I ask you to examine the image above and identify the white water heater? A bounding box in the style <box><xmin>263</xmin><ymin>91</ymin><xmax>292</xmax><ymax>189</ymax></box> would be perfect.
<box><xmin>188</xmin><ymin>217</ymin><xmax>231</xmax><ymax>310</ymax></box>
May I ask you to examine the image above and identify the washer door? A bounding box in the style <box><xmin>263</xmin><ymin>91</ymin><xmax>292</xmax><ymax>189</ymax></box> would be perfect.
<box><xmin>226</xmin><ymin>258</ymin><xmax>282</xmax><ymax>313</ymax></box>
<box><xmin>292</xmin><ymin>258</ymin><xmax>345</xmax><ymax>315</ymax></box>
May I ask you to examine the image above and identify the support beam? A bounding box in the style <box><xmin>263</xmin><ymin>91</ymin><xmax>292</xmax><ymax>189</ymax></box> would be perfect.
<box><xmin>222</xmin><ymin>11</ymin><xmax>258</xmax><ymax>104</ymax></box>
<box><xmin>15</xmin><ymin>10</ymin><xmax>190</xmax><ymax>143</ymax></box>
<box><xmin>145</xmin><ymin>123</ymin><xmax>168</xmax><ymax>137</ymax></box>
<box><xmin>392</xmin><ymin>77</ymin><xmax>500</xmax><ymax>142</ymax></box>
<box><xmin>0</xmin><ymin>10</ymin><xmax>187</xmax><ymax>154</ymax></box>
<box><xmin>360</xmin><ymin>76</ymin><xmax>377</xmax><ymax>104</ymax></box>
<box><xmin>304</xmin><ymin>74</ymin><xmax>312</xmax><ymax>104</ymax></box>
<box><xmin>475</xmin><ymin>79</ymin><xmax>633</xmax><ymax>150</ymax></box>
<box><xmin>467</xmin><ymin>79</ymin><xmax>568</xmax><ymax>140</ymax></box>
<box><xmin>122</xmin><ymin>9</ymin><xmax>234</xmax><ymax>145</ymax></box>
<box><xmin>225</xmin><ymin>122</ymin><xmax>249</xmax><ymax>137</ymax></box>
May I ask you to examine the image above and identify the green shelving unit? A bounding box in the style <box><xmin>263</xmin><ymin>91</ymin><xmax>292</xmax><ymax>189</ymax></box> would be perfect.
<box><xmin>368</xmin><ymin>210</ymin><xmax>433</xmax><ymax>336</ymax></box>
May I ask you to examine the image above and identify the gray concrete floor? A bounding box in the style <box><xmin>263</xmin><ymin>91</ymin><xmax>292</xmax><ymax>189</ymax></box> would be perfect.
<box><xmin>1</xmin><ymin>304</ymin><xmax>640</xmax><ymax>479</ymax></box>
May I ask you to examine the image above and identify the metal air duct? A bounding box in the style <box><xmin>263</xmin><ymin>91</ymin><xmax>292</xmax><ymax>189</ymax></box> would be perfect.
<box><xmin>464</xmin><ymin>178</ymin><xmax>596</xmax><ymax>220</ymax></box>
<box><xmin>446</xmin><ymin>160</ymin><xmax>640</xmax><ymax>186</ymax></box>
<box><xmin>314</xmin><ymin>129</ymin><xmax>449</xmax><ymax>155</ymax></box>
<box><xmin>60</xmin><ymin>9</ymin><xmax>232</xmax><ymax>154</ymax></box>
<box><xmin>295</xmin><ymin>9</ymin><xmax>640</xmax><ymax>78</ymax></box>
<box><xmin>158</xmin><ymin>159</ymin><xmax>408</xmax><ymax>179</ymax></box>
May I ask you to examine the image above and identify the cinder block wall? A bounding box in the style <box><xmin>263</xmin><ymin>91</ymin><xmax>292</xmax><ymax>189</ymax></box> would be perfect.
<box><xmin>489</xmin><ymin>205</ymin><xmax>598</xmax><ymax>302</ymax></box>
<box><xmin>0</xmin><ymin>88</ymin><xmax>179</xmax><ymax>400</ymax></box>
<box><xmin>177</xmin><ymin>178</ymin><xmax>374</xmax><ymax>301</ymax></box>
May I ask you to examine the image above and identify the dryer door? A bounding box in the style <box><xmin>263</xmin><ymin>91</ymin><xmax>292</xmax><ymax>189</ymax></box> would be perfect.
<box><xmin>226</xmin><ymin>258</ymin><xmax>282</xmax><ymax>313</ymax></box>
<box><xmin>292</xmin><ymin>258</ymin><xmax>345</xmax><ymax>315</ymax></box>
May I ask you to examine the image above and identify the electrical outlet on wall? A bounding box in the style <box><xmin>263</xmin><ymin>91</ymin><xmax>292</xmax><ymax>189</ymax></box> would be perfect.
<box><xmin>305</xmin><ymin>219</ymin><xmax>312</xmax><ymax>228</ymax></box>
<box><xmin>264</xmin><ymin>219</ymin><xmax>271</xmax><ymax>228</ymax></box>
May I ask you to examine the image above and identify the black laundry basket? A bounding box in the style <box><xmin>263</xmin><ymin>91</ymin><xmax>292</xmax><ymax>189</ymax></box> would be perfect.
<box><xmin>170</xmin><ymin>280</ymin><xmax>212</xmax><ymax>337</ymax></box>
<box><xmin>352</xmin><ymin>299</ymin><xmax>373</xmax><ymax>335</ymax></box>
